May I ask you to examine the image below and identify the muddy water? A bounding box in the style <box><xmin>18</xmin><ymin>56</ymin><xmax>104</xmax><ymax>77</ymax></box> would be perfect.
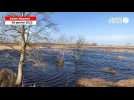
<box><xmin>1</xmin><ymin>48</ymin><xmax>134</xmax><ymax>87</ymax></box>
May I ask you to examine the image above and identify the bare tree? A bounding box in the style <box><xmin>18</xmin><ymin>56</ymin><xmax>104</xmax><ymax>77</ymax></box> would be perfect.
<box><xmin>73</xmin><ymin>37</ymin><xmax>85</xmax><ymax>63</ymax></box>
<box><xmin>0</xmin><ymin>12</ymin><xmax>56</xmax><ymax>87</ymax></box>
<box><xmin>55</xmin><ymin>35</ymin><xmax>68</xmax><ymax>67</ymax></box>
<box><xmin>72</xmin><ymin>37</ymin><xmax>86</xmax><ymax>84</ymax></box>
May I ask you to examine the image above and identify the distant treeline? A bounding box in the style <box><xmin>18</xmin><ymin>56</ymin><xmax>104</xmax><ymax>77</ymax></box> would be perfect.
<box><xmin>0</xmin><ymin>42</ymin><xmax>97</xmax><ymax>46</ymax></box>
<box><xmin>1</xmin><ymin>43</ymin><xmax>134</xmax><ymax>50</ymax></box>
<box><xmin>0</xmin><ymin>42</ymin><xmax>97</xmax><ymax>49</ymax></box>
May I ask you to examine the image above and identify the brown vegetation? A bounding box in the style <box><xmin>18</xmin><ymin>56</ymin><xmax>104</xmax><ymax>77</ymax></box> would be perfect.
<box><xmin>56</xmin><ymin>58</ymin><xmax>64</xmax><ymax>67</ymax></box>
<box><xmin>1</xmin><ymin>43</ymin><xmax>134</xmax><ymax>51</ymax></box>
<box><xmin>76</xmin><ymin>78</ymin><xmax>134</xmax><ymax>87</ymax></box>
<box><xmin>76</xmin><ymin>78</ymin><xmax>114</xmax><ymax>87</ymax></box>
<box><xmin>114</xmin><ymin>79</ymin><xmax>134</xmax><ymax>87</ymax></box>
<box><xmin>0</xmin><ymin>68</ymin><xmax>16</xmax><ymax>87</ymax></box>
<box><xmin>100</xmin><ymin>67</ymin><xmax>117</xmax><ymax>75</ymax></box>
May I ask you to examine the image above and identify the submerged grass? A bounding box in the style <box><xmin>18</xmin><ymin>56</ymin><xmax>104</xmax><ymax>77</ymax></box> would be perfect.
<box><xmin>100</xmin><ymin>67</ymin><xmax>117</xmax><ymax>75</ymax></box>
<box><xmin>112</xmin><ymin>56</ymin><xmax>127</xmax><ymax>60</ymax></box>
<box><xmin>0</xmin><ymin>56</ymin><xmax>17</xmax><ymax>62</ymax></box>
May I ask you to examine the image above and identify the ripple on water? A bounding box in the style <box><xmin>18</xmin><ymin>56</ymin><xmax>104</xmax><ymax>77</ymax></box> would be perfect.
<box><xmin>1</xmin><ymin>49</ymin><xmax>134</xmax><ymax>86</ymax></box>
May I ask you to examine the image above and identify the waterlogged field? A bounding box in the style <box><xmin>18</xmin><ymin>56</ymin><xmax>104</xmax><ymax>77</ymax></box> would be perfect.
<box><xmin>1</xmin><ymin>48</ymin><xmax>134</xmax><ymax>87</ymax></box>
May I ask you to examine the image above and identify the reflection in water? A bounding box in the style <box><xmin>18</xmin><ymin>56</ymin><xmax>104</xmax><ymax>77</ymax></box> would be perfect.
<box><xmin>0</xmin><ymin>48</ymin><xmax>134</xmax><ymax>87</ymax></box>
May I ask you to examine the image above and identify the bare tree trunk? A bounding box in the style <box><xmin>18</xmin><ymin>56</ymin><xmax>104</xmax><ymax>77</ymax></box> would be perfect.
<box><xmin>15</xmin><ymin>12</ymin><xmax>26</xmax><ymax>86</ymax></box>
<box><xmin>15</xmin><ymin>39</ymin><xmax>26</xmax><ymax>86</ymax></box>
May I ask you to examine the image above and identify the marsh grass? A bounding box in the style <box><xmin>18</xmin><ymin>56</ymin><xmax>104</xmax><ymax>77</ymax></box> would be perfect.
<box><xmin>76</xmin><ymin>78</ymin><xmax>114</xmax><ymax>87</ymax></box>
<box><xmin>100</xmin><ymin>67</ymin><xmax>117</xmax><ymax>75</ymax></box>
<box><xmin>114</xmin><ymin>79</ymin><xmax>134</xmax><ymax>87</ymax></box>
<box><xmin>0</xmin><ymin>56</ymin><xmax>16</xmax><ymax>62</ymax></box>
<box><xmin>112</xmin><ymin>56</ymin><xmax>127</xmax><ymax>60</ymax></box>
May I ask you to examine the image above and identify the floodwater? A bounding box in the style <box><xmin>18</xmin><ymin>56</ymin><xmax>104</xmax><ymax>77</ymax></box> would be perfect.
<box><xmin>1</xmin><ymin>48</ymin><xmax>134</xmax><ymax>87</ymax></box>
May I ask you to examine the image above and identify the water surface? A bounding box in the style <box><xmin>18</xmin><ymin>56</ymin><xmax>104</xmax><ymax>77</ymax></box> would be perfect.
<box><xmin>0</xmin><ymin>48</ymin><xmax>134</xmax><ymax>87</ymax></box>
